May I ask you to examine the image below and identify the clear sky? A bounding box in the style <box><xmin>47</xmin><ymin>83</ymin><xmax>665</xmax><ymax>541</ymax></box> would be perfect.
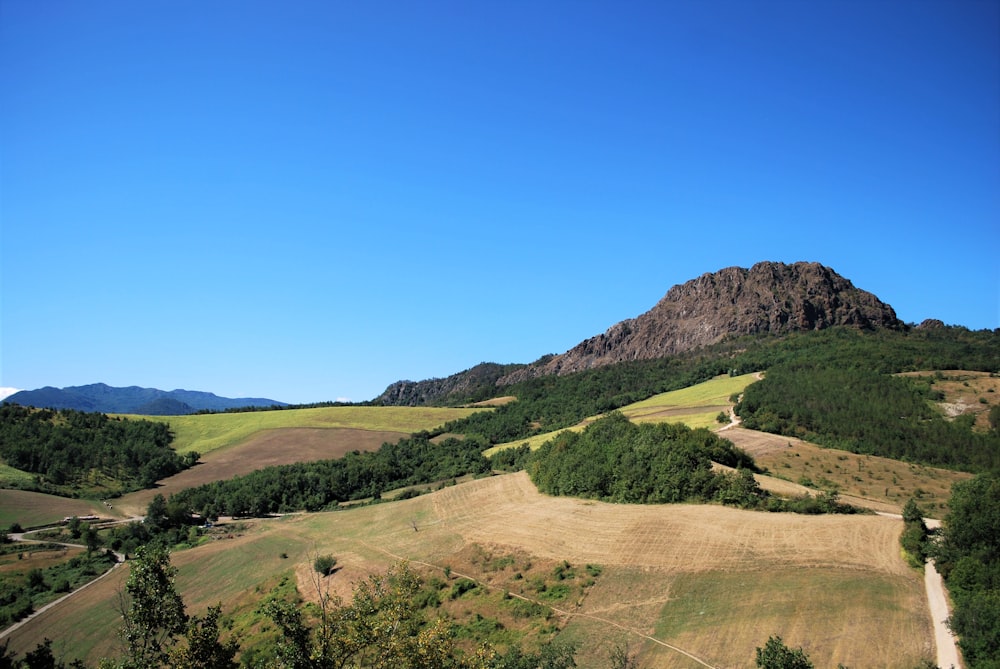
<box><xmin>2</xmin><ymin>0</ymin><xmax>998</xmax><ymax>404</ymax></box>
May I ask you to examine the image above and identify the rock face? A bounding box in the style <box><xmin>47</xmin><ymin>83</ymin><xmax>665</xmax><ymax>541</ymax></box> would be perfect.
<box><xmin>374</xmin><ymin>261</ymin><xmax>904</xmax><ymax>403</ymax></box>
<box><xmin>375</xmin><ymin>362</ymin><xmax>525</xmax><ymax>406</ymax></box>
<box><xmin>498</xmin><ymin>261</ymin><xmax>903</xmax><ymax>383</ymax></box>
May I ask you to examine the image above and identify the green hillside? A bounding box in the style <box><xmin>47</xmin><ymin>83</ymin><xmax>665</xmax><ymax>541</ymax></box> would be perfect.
<box><xmin>124</xmin><ymin>405</ymin><xmax>485</xmax><ymax>455</ymax></box>
<box><xmin>3</xmin><ymin>325</ymin><xmax>999</xmax><ymax>667</ymax></box>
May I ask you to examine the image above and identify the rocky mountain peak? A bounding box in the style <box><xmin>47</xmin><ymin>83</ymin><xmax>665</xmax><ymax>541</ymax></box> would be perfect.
<box><xmin>375</xmin><ymin>261</ymin><xmax>904</xmax><ymax>404</ymax></box>
<box><xmin>497</xmin><ymin>261</ymin><xmax>902</xmax><ymax>383</ymax></box>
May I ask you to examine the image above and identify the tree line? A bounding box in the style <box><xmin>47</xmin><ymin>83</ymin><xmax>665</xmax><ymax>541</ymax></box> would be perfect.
<box><xmin>170</xmin><ymin>433</ymin><xmax>491</xmax><ymax>519</ymax></box>
<box><xmin>0</xmin><ymin>404</ymin><xmax>195</xmax><ymax>494</ymax></box>
<box><xmin>436</xmin><ymin>326</ymin><xmax>999</xmax><ymax>451</ymax></box>
<box><xmin>932</xmin><ymin>473</ymin><xmax>1000</xmax><ymax>668</ymax></box>
<box><xmin>735</xmin><ymin>363</ymin><xmax>1000</xmax><ymax>472</ymax></box>
<box><xmin>526</xmin><ymin>413</ymin><xmax>858</xmax><ymax>514</ymax></box>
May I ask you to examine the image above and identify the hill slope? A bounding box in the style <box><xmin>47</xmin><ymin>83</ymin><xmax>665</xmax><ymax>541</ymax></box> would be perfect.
<box><xmin>5</xmin><ymin>473</ymin><xmax>931</xmax><ymax>669</ymax></box>
<box><xmin>501</xmin><ymin>260</ymin><xmax>902</xmax><ymax>383</ymax></box>
<box><xmin>377</xmin><ymin>261</ymin><xmax>903</xmax><ymax>404</ymax></box>
<box><xmin>5</xmin><ymin>383</ymin><xmax>286</xmax><ymax>415</ymax></box>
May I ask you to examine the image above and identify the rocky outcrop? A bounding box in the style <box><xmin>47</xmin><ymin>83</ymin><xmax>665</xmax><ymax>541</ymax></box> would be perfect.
<box><xmin>374</xmin><ymin>362</ymin><xmax>525</xmax><ymax>406</ymax></box>
<box><xmin>375</xmin><ymin>261</ymin><xmax>904</xmax><ymax>403</ymax></box>
<box><xmin>498</xmin><ymin>261</ymin><xmax>903</xmax><ymax>383</ymax></box>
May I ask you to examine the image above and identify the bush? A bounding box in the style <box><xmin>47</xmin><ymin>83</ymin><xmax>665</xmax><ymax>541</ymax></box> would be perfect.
<box><xmin>313</xmin><ymin>555</ymin><xmax>337</xmax><ymax>576</ymax></box>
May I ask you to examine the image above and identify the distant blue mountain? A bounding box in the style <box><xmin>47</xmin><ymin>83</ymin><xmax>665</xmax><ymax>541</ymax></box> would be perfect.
<box><xmin>4</xmin><ymin>383</ymin><xmax>287</xmax><ymax>415</ymax></box>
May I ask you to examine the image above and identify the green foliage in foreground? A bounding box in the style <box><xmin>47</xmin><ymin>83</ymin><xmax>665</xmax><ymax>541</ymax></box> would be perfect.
<box><xmin>44</xmin><ymin>547</ymin><xmax>578</xmax><ymax>669</ymax></box>
<box><xmin>0</xmin><ymin>404</ymin><xmax>194</xmax><ymax>496</ymax></box>
<box><xmin>933</xmin><ymin>473</ymin><xmax>1000</xmax><ymax>668</ymax></box>
<box><xmin>736</xmin><ymin>363</ymin><xmax>1000</xmax><ymax>472</ymax></box>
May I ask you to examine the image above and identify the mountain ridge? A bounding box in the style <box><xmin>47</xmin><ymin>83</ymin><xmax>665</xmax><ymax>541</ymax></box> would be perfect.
<box><xmin>4</xmin><ymin>382</ymin><xmax>287</xmax><ymax>415</ymax></box>
<box><xmin>376</xmin><ymin>261</ymin><xmax>905</xmax><ymax>405</ymax></box>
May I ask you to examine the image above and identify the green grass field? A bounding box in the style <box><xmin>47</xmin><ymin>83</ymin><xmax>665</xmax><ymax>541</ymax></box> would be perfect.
<box><xmin>0</xmin><ymin>462</ymin><xmax>35</xmax><ymax>489</ymax></box>
<box><xmin>484</xmin><ymin>373</ymin><xmax>759</xmax><ymax>456</ymax></box>
<box><xmin>0</xmin><ymin>489</ymin><xmax>107</xmax><ymax>529</ymax></box>
<box><xmin>623</xmin><ymin>372</ymin><xmax>757</xmax><ymax>417</ymax></box>
<box><xmin>121</xmin><ymin>405</ymin><xmax>485</xmax><ymax>455</ymax></box>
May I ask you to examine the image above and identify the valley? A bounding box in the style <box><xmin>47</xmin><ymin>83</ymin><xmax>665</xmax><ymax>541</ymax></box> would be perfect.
<box><xmin>2</xmin><ymin>370</ymin><xmax>979</xmax><ymax>667</ymax></box>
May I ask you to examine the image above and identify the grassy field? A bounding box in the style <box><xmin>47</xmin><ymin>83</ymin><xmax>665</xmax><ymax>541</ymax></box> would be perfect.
<box><xmin>122</xmin><ymin>405</ymin><xmax>485</xmax><ymax>455</ymax></box>
<box><xmin>0</xmin><ymin>490</ymin><xmax>108</xmax><ymax>529</ymax></box>
<box><xmin>484</xmin><ymin>373</ymin><xmax>759</xmax><ymax>456</ymax></box>
<box><xmin>0</xmin><ymin>463</ymin><xmax>35</xmax><ymax>490</ymax></box>
<box><xmin>722</xmin><ymin>427</ymin><xmax>972</xmax><ymax>517</ymax></box>
<box><xmin>5</xmin><ymin>472</ymin><xmax>934</xmax><ymax>668</ymax></box>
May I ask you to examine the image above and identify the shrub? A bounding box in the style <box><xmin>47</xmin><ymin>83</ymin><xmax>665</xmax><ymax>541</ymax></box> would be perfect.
<box><xmin>313</xmin><ymin>555</ymin><xmax>337</xmax><ymax>576</ymax></box>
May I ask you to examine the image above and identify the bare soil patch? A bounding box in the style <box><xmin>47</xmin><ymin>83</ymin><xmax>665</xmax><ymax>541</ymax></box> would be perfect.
<box><xmin>898</xmin><ymin>370</ymin><xmax>1000</xmax><ymax>429</ymax></box>
<box><xmin>117</xmin><ymin>427</ymin><xmax>406</xmax><ymax>515</ymax></box>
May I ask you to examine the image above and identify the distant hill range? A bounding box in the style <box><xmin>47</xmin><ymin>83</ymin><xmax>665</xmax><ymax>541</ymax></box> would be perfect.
<box><xmin>4</xmin><ymin>383</ymin><xmax>287</xmax><ymax>415</ymax></box>
<box><xmin>376</xmin><ymin>261</ymin><xmax>906</xmax><ymax>405</ymax></box>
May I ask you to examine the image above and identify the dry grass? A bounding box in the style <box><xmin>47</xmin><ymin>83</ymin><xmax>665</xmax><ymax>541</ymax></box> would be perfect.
<box><xmin>468</xmin><ymin>396</ymin><xmax>517</xmax><ymax>407</ymax></box>
<box><xmin>898</xmin><ymin>370</ymin><xmax>1000</xmax><ymax>429</ymax></box>
<box><xmin>722</xmin><ymin>427</ymin><xmax>972</xmax><ymax>517</ymax></box>
<box><xmin>6</xmin><ymin>473</ymin><xmax>932</xmax><ymax>668</ymax></box>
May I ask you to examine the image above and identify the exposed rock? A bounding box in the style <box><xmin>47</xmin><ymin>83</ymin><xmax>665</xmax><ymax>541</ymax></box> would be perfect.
<box><xmin>375</xmin><ymin>261</ymin><xmax>904</xmax><ymax>403</ymax></box>
<box><xmin>498</xmin><ymin>261</ymin><xmax>903</xmax><ymax>383</ymax></box>
<box><xmin>373</xmin><ymin>362</ymin><xmax>525</xmax><ymax>406</ymax></box>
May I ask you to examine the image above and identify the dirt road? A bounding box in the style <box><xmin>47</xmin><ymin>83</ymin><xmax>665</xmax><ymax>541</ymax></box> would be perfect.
<box><xmin>924</xmin><ymin>519</ymin><xmax>962</xmax><ymax>668</ymax></box>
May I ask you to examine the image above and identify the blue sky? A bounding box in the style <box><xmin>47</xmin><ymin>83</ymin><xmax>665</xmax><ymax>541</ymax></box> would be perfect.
<box><xmin>2</xmin><ymin>0</ymin><xmax>998</xmax><ymax>404</ymax></box>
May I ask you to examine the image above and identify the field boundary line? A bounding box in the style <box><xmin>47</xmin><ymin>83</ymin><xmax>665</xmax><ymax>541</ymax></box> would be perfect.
<box><xmin>355</xmin><ymin>539</ymin><xmax>720</xmax><ymax>669</ymax></box>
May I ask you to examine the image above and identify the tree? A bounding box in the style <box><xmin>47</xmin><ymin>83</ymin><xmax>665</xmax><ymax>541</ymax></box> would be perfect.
<box><xmin>144</xmin><ymin>495</ymin><xmax>169</xmax><ymax>533</ymax></box>
<box><xmin>81</xmin><ymin>525</ymin><xmax>103</xmax><ymax>557</ymax></box>
<box><xmin>264</xmin><ymin>561</ymin><xmax>524</xmax><ymax>669</ymax></box>
<box><xmin>932</xmin><ymin>473</ymin><xmax>1000</xmax><ymax>667</ymax></box>
<box><xmin>167</xmin><ymin>605</ymin><xmax>239</xmax><ymax>669</ymax></box>
<box><xmin>312</xmin><ymin>555</ymin><xmax>337</xmax><ymax>577</ymax></box>
<box><xmin>755</xmin><ymin>635</ymin><xmax>814</xmax><ymax>669</ymax></box>
<box><xmin>117</xmin><ymin>545</ymin><xmax>187</xmax><ymax>669</ymax></box>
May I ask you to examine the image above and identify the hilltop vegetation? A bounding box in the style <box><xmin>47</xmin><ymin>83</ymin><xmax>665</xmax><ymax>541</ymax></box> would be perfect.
<box><xmin>0</xmin><ymin>405</ymin><xmax>194</xmax><ymax>496</ymax></box>
<box><xmin>170</xmin><ymin>433</ymin><xmax>492</xmax><ymax>517</ymax></box>
<box><xmin>736</xmin><ymin>363</ymin><xmax>1000</xmax><ymax>471</ymax></box>
<box><xmin>441</xmin><ymin>326</ymin><xmax>999</xmax><ymax>458</ymax></box>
